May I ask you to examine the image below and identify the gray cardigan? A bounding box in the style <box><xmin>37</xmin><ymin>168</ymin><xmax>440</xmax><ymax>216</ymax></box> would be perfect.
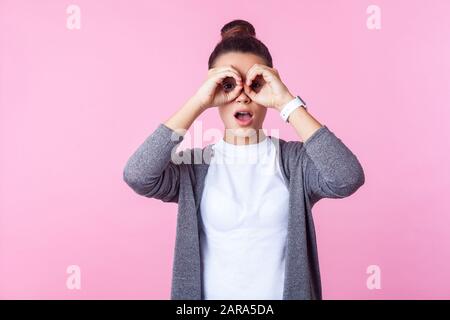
<box><xmin>123</xmin><ymin>122</ymin><xmax>365</xmax><ymax>300</ymax></box>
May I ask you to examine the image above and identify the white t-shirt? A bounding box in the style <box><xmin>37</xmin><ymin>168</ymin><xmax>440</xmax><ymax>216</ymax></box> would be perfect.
<box><xmin>199</xmin><ymin>135</ymin><xmax>290</xmax><ymax>300</ymax></box>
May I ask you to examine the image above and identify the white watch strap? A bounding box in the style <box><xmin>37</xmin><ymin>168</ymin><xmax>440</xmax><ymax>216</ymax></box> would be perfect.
<box><xmin>279</xmin><ymin>96</ymin><xmax>307</xmax><ymax>122</ymax></box>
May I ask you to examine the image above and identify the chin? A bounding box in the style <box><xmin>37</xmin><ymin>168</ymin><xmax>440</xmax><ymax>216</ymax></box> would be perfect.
<box><xmin>226</xmin><ymin>126</ymin><xmax>259</xmax><ymax>138</ymax></box>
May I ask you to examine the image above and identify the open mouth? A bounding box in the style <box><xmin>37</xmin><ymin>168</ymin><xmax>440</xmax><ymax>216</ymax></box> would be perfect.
<box><xmin>233</xmin><ymin>110</ymin><xmax>254</xmax><ymax>126</ymax></box>
<box><xmin>233</xmin><ymin>111</ymin><xmax>254</xmax><ymax>121</ymax></box>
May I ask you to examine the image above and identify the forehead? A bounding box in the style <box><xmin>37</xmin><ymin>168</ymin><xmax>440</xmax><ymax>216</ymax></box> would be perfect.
<box><xmin>213</xmin><ymin>52</ymin><xmax>267</xmax><ymax>77</ymax></box>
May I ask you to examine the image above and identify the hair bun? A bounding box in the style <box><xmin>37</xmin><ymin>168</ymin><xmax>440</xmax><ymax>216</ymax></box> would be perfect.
<box><xmin>220</xmin><ymin>19</ymin><xmax>256</xmax><ymax>40</ymax></box>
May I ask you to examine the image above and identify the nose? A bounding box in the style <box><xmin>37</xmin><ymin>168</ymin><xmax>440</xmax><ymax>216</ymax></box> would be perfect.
<box><xmin>236</xmin><ymin>88</ymin><xmax>251</xmax><ymax>104</ymax></box>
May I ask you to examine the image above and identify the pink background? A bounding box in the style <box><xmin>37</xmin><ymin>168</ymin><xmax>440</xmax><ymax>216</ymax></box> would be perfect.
<box><xmin>1</xmin><ymin>0</ymin><xmax>449</xmax><ymax>299</ymax></box>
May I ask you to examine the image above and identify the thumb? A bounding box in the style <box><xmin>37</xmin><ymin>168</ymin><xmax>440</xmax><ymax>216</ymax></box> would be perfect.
<box><xmin>243</xmin><ymin>83</ymin><xmax>256</xmax><ymax>100</ymax></box>
<box><xmin>227</xmin><ymin>83</ymin><xmax>244</xmax><ymax>101</ymax></box>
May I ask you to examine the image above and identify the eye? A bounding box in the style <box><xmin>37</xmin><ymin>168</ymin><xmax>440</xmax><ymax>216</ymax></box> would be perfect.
<box><xmin>222</xmin><ymin>82</ymin><xmax>235</xmax><ymax>92</ymax></box>
<box><xmin>222</xmin><ymin>77</ymin><xmax>236</xmax><ymax>92</ymax></box>
<box><xmin>251</xmin><ymin>81</ymin><xmax>261</xmax><ymax>90</ymax></box>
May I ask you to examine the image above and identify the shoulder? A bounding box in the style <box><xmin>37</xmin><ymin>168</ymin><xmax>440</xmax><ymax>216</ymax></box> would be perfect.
<box><xmin>270</xmin><ymin>136</ymin><xmax>306</xmax><ymax>162</ymax></box>
<box><xmin>172</xmin><ymin>144</ymin><xmax>214</xmax><ymax>166</ymax></box>
<box><xmin>270</xmin><ymin>125</ymin><xmax>332</xmax><ymax>161</ymax></box>
<box><xmin>268</xmin><ymin>136</ymin><xmax>306</xmax><ymax>183</ymax></box>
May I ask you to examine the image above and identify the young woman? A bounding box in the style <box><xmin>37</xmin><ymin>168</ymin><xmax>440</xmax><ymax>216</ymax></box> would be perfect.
<box><xmin>123</xmin><ymin>19</ymin><xmax>365</xmax><ymax>300</ymax></box>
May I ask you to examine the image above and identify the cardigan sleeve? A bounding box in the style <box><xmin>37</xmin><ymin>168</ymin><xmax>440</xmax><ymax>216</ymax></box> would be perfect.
<box><xmin>123</xmin><ymin>123</ymin><xmax>185</xmax><ymax>203</ymax></box>
<box><xmin>301</xmin><ymin>125</ymin><xmax>365</xmax><ymax>207</ymax></box>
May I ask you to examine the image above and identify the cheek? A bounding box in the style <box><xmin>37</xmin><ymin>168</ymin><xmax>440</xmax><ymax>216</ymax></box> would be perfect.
<box><xmin>218</xmin><ymin>104</ymin><xmax>233</xmax><ymax>116</ymax></box>
<box><xmin>255</xmin><ymin>106</ymin><xmax>268</xmax><ymax>119</ymax></box>
<box><xmin>218</xmin><ymin>105</ymin><xmax>233</xmax><ymax>121</ymax></box>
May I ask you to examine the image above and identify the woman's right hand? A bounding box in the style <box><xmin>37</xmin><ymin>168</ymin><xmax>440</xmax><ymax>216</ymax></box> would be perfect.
<box><xmin>192</xmin><ymin>66</ymin><xmax>243</xmax><ymax>110</ymax></box>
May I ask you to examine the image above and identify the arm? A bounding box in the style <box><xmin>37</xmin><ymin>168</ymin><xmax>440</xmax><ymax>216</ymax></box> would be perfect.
<box><xmin>243</xmin><ymin>64</ymin><xmax>365</xmax><ymax>205</ymax></box>
<box><xmin>123</xmin><ymin>65</ymin><xmax>245</xmax><ymax>203</ymax></box>
<box><xmin>301</xmin><ymin>125</ymin><xmax>365</xmax><ymax>207</ymax></box>
<box><xmin>280</xmin><ymin>97</ymin><xmax>365</xmax><ymax>206</ymax></box>
<box><xmin>122</xmin><ymin>97</ymin><xmax>205</xmax><ymax>203</ymax></box>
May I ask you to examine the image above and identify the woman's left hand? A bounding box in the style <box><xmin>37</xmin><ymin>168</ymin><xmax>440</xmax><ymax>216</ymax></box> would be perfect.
<box><xmin>244</xmin><ymin>64</ymin><xmax>295</xmax><ymax>111</ymax></box>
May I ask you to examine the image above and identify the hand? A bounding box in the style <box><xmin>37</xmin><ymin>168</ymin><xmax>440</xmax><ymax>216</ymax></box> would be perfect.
<box><xmin>244</xmin><ymin>64</ymin><xmax>294</xmax><ymax>111</ymax></box>
<box><xmin>192</xmin><ymin>66</ymin><xmax>243</xmax><ymax>110</ymax></box>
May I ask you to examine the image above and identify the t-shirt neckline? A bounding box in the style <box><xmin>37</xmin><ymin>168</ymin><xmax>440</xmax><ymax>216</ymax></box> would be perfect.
<box><xmin>213</xmin><ymin>135</ymin><xmax>272</xmax><ymax>158</ymax></box>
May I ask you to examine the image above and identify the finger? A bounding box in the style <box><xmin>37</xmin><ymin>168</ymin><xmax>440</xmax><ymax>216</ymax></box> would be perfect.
<box><xmin>216</xmin><ymin>65</ymin><xmax>242</xmax><ymax>75</ymax></box>
<box><xmin>246</xmin><ymin>64</ymin><xmax>266</xmax><ymax>86</ymax></box>
<box><xmin>211</xmin><ymin>66</ymin><xmax>242</xmax><ymax>81</ymax></box>
<box><xmin>228</xmin><ymin>83</ymin><xmax>244</xmax><ymax>100</ymax></box>
<box><xmin>245</xmin><ymin>64</ymin><xmax>258</xmax><ymax>86</ymax></box>
<box><xmin>247</xmin><ymin>65</ymin><xmax>275</xmax><ymax>86</ymax></box>
<box><xmin>243</xmin><ymin>83</ymin><xmax>256</xmax><ymax>99</ymax></box>
<box><xmin>213</xmin><ymin>72</ymin><xmax>243</xmax><ymax>90</ymax></box>
<box><xmin>213</xmin><ymin>69</ymin><xmax>243</xmax><ymax>85</ymax></box>
<box><xmin>224</xmin><ymin>67</ymin><xmax>243</xmax><ymax>84</ymax></box>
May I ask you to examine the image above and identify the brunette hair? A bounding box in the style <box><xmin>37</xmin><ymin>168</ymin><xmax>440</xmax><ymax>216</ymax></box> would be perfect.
<box><xmin>207</xmin><ymin>19</ymin><xmax>273</xmax><ymax>69</ymax></box>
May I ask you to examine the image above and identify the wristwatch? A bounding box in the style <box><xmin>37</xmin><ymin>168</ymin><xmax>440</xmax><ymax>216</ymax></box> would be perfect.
<box><xmin>279</xmin><ymin>95</ymin><xmax>307</xmax><ymax>123</ymax></box>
